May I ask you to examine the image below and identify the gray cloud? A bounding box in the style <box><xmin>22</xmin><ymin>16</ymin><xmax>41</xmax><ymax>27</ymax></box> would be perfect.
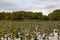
<box><xmin>0</xmin><ymin>0</ymin><xmax>60</xmax><ymax>15</ymax></box>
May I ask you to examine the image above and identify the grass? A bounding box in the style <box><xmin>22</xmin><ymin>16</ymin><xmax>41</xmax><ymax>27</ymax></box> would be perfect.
<box><xmin>0</xmin><ymin>20</ymin><xmax>60</xmax><ymax>38</ymax></box>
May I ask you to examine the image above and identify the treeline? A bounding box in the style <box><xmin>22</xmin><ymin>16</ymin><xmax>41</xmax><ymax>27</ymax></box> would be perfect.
<box><xmin>0</xmin><ymin>11</ymin><xmax>49</xmax><ymax>21</ymax></box>
<box><xmin>0</xmin><ymin>9</ymin><xmax>60</xmax><ymax>21</ymax></box>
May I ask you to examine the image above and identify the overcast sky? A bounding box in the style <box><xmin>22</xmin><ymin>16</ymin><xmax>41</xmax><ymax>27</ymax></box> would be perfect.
<box><xmin>0</xmin><ymin>0</ymin><xmax>60</xmax><ymax>15</ymax></box>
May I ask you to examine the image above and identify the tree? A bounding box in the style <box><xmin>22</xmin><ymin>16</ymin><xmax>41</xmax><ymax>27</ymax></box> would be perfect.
<box><xmin>0</xmin><ymin>12</ymin><xmax>6</xmax><ymax>20</ymax></box>
<box><xmin>33</xmin><ymin>12</ymin><xmax>43</xmax><ymax>20</ymax></box>
<box><xmin>11</xmin><ymin>11</ymin><xmax>25</xmax><ymax>20</ymax></box>
<box><xmin>48</xmin><ymin>9</ymin><xmax>60</xmax><ymax>21</ymax></box>
<box><xmin>43</xmin><ymin>15</ymin><xmax>49</xmax><ymax>21</ymax></box>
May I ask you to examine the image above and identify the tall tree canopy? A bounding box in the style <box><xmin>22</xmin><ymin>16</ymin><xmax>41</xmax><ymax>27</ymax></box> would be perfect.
<box><xmin>48</xmin><ymin>9</ymin><xmax>60</xmax><ymax>21</ymax></box>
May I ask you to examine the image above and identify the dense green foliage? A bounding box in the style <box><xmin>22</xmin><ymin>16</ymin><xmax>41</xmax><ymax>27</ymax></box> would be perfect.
<box><xmin>0</xmin><ymin>11</ymin><xmax>44</xmax><ymax>20</ymax></box>
<box><xmin>0</xmin><ymin>9</ymin><xmax>60</xmax><ymax>21</ymax></box>
<box><xmin>48</xmin><ymin>9</ymin><xmax>60</xmax><ymax>21</ymax></box>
